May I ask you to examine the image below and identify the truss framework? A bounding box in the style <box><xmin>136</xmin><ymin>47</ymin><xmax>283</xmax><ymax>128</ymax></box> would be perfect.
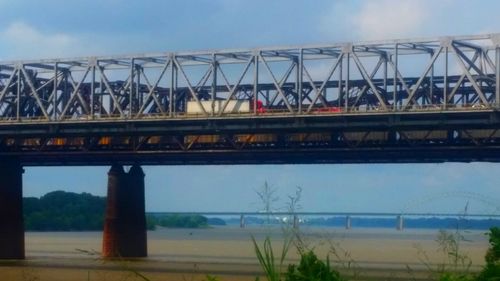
<box><xmin>2</xmin><ymin>34</ymin><xmax>500</xmax><ymax>164</ymax></box>
<box><xmin>0</xmin><ymin>34</ymin><xmax>499</xmax><ymax>122</ymax></box>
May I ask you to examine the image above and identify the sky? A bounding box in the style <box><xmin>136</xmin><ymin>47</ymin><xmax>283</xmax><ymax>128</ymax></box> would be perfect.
<box><xmin>4</xmin><ymin>0</ymin><xmax>500</xmax><ymax>214</ymax></box>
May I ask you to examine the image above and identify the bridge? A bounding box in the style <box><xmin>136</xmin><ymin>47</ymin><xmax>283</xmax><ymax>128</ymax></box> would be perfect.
<box><xmin>149</xmin><ymin>211</ymin><xmax>500</xmax><ymax>230</ymax></box>
<box><xmin>1</xmin><ymin>34</ymin><xmax>500</xmax><ymax>259</ymax></box>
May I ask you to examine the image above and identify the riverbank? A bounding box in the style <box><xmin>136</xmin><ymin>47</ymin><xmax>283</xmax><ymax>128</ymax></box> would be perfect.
<box><xmin>0</xmin><ymin>226</ymin><xmax>491</xmax><ymax>280</ymax></box>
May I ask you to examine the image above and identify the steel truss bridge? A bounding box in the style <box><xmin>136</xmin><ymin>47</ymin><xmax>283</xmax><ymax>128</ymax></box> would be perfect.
<box><xmin>2</xmin><ymin>34</ymin><xmax>500</xmax><ymax>165</ymax></box>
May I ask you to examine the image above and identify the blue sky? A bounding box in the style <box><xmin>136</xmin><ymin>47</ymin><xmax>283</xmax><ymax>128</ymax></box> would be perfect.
<box><xmin>3</xmin><ymin>0</ymin><xmax>500</xmax><ymax>214</ymax></box>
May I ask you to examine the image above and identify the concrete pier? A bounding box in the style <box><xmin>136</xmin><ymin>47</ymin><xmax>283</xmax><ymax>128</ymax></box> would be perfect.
<box><xmin>102</xmin><ymin>164</ymin><xmax>147</xmax><ymax>258</ymax></box>
<box><xmin>0</xmin><ymin>159</ymin><xmax>24</xmax><ymax>259</ymax></box>
<box><xmin>293</xmin><ymin>215</ymin><xmax>299</xmax><ymax>229</ymax></box>
<box><xmin>239</xmin><ymin>214</ymin><xmax>245</xmax><ymax>228</ymax></box>
<box><xmin>396</xmin><ymin>215</ymin><xmax>404</xmax><ymax>231</ymax></box>
<box><xmin>346</xmin><ymin>215</ymin><xmax>352</xmax><ymax>229</ymax></box>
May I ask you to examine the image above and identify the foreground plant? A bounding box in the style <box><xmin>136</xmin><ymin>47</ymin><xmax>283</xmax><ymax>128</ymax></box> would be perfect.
<box><xmin>412</xmin><ymin>220</ymin><xmax>476</xmax><ymax>281</ymax></box>
<box><xmin>252</xmin><ymin>235</ymin><xmax>292</xmax><ymax>281</ymax></box>
<box><xmin>285</xmin><ymin>251</ymin><xmax>345</xmax><ymax>281</ymax></box>
<box><xmin>325</xmin><ymin>238</ymin><xmax>362</xmax><ymax>280</ymax></box>
<box><xmin>203</xmin><ymin>275</ymin><xmax>221</xmax><ymax>281</ymax></box>
<box><xmin>477</xmin><ymin>227</ymin><xmax>500</xmax><ymax>281</ymax></box>
<box><xmin>412</xmin><ymin>228</ymin><xmax>475</xmax><ymax>281</ymax></box>
<box><xmin>438</xmin><ymin>272</ymin><xmax>476</xmax><ymax>281</ymax></box>
<box><xmin>252</xmin><ymin>235</ymin><xmax>347</xmax><ymax>281</ymax></box>
<box><xmin>435</xmin><ymin>227</ymin><xmax>500</xmax><ymax>281</ymax></box>
<box><xmin>436</xmin><ymin>229</ymin><xmax>473</xmax><ymax>274</ymax></box>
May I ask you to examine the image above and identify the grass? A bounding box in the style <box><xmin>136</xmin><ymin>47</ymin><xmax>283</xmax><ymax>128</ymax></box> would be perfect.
<box><xmin>252</xmin><ymin>235</ymin><xmax>293</xmax><ymax>281</ymax></box>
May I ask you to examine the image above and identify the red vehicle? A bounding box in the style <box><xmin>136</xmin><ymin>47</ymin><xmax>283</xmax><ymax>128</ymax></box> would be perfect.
<box><xmin>252</xmin><ymin>99</ymin><xmax>265</xmax><ymax>114</ymax></box>
<box><xmin>256</xmin><ymin>100</ymin><xmax>265</xmax><ymax>113</ymax></box>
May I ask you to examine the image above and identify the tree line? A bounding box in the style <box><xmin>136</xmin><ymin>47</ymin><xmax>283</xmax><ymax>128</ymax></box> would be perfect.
<box><xmin>23</xmin><ymin>191</ymin><xmax>211</xmax><ymax>231</ymax></box>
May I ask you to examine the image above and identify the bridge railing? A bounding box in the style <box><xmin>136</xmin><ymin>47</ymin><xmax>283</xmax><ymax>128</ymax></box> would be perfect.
<box><xmin>0</xmin><ymin>103</ymin><xmax>496</xmax><ymax>124</ymax></box>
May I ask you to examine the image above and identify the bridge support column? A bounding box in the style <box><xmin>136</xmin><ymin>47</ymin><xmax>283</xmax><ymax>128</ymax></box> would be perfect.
<box><xmin>103</xmin><ymin>164</ymin><xmax>147</xmax><ymax>258</ymax></box>
<box><xmin>240</xmin><ymin>214</ymin><xmax>245</xmax><ymax>228</ymax></box>
<box><xmin>0</xmin><ymin>159</ymin><xmax>24</xmax><ymax>259</ymax></box>
<box><xmin>293</xmin><ymin>215</ymin><xmax>299</xmax><ymax>229</ymax></box>
<box><xmin>345</xmin><ymin>215</ymin><xmax>352</xmax><ymax>230</ymax></box>
<box><xmin>396</xmin><ymin>215</ymin><xmax>404</xmax><ymax>231</ymax></box>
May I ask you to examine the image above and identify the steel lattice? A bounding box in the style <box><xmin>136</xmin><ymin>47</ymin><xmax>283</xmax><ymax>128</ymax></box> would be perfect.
<box><xmin>2</xmin><ymin>34</ymin><xmax>500</xmax><ymax>165</ymax></box>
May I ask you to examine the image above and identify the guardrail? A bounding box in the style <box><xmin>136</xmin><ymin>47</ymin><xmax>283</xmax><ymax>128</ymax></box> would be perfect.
<box><xmin>0</xmin><ymin>104</ymin><xmax>495</xmax><ymax>124</ymax></box>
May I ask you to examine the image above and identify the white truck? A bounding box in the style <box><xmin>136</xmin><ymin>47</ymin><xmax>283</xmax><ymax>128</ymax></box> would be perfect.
<box><xmin>186</xmin><ymin>100</ymin><xmax>250</xmax><ymax>114</ymax></box>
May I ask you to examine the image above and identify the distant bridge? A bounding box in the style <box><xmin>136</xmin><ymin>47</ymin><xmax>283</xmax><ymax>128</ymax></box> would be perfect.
<box><xmin>149</xmin><ymin>211</ymin><xmax>500</xmax><ymax>217</ymax></box>
<box><xmin>150</xmin><ymin>211</ymin><xmax>500</xmax><ymax>230</ymax></box>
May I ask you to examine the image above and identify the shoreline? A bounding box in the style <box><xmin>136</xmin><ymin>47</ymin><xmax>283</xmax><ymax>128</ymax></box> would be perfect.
<box><xmin>0</xmin><ymin>226</ymin><xmax>490</xmax><ymax>280</ymax></box>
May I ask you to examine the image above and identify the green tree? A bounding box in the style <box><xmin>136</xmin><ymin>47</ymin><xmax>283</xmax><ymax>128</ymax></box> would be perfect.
<box><xmin>23</xmin><ymin>191</ymin><xmax>106</xmax><ymax>231</ymax></box>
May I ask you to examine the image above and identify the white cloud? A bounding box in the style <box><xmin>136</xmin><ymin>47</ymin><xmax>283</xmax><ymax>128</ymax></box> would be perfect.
<box><xmin>321</xmin><ymin>0</ymin><xmax>435</xmax><ymax>41</ymax></box>
<box><xmin>0</xmin><ymin>21</ymin><xmax>94</xmax><ymax>60</ymax></box>
<box><xmin>352</xmin><ymin>0</ymin><xmax>428</xmax><ymax>40</ymax></box>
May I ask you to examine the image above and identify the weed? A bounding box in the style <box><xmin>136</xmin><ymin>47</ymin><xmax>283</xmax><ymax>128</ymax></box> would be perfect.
<box><xmin>252</xmin><ymin>235</ymin><xmax>293</xmax><ymax>281</ymax></box>
<box><xmin>324</xmin><ymin>238</ymin><xmax>362</xmax><ymax>280</ymax></box>
<box><xmin>255</xmin><ymin>181</ymin><xmax>280</xmax><ymax>225</ymax></box>
<box><xmin>436</xmin><ymin>229</ymin><xmax>473</xmax><ymax>273</ymax></box>
<box><xmin>203</xmin><ymin>275</ymin><xmax>221</xmax><ymax>281</ymax></box>
<box><xmin>285</xmin><ymin>251</ymin><xmax>345</xmax><ymax>281</ymax></box>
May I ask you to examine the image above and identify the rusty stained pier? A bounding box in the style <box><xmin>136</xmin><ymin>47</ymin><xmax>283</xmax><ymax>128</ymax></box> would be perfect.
<box><xmin>102</xmin><ymin>164</ymin><xmax>147</xmax><ymax>258</ymax></box>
